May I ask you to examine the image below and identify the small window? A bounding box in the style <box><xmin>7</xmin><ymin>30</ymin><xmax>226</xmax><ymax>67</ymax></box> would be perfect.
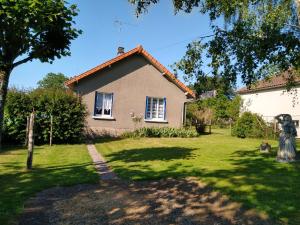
<box><xmin>94</xmin><ymin>92</ymin><xmax>113</xmax><ymax>117</ymax></box>
<box><xmin>145</xmin><ymin>97</ymin><xmax>166</xmax><ymax>121</ymax></box>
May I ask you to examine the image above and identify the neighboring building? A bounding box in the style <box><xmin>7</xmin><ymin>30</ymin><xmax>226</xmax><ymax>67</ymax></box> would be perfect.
<box><xmin>199</xmin><ymin>90</ymin><xmax>217</xmax><ymax>100</ymax></box>
<box><xmin>237</xmin><ymin>74</ymin><xmax>300</xmax><ymax>138</ymax></box>
<box><xmin>65</xmin><ymin>45</ymin><xmax>195</xmax><ymax>135</ymax></box>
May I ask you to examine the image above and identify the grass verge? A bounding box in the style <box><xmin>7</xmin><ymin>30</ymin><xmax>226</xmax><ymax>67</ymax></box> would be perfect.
<box><xmin>96</xmin><ymin>129</ymin><xmax>300</xmax><ymax>225</ymax></box>
<box><xmin>0</xmin><ymin>144</ymin><xmax>98</xmax><ymax>225</ymax></box>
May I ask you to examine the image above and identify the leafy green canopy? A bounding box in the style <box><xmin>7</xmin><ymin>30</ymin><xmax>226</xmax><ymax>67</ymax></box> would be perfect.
<box><xmin>0</xmin><ymin>0</ymin><xmax>81</xmax><ymax>68</ymax></box>
<box><xmin>129</xmin><ymin>0</ymin><xmax>300</xmax><ymax>89</ymax></box>
<box><xmin>37</xmin><ymin>72</ymin><xmax>68</xmax><ymax>89</ymax></box>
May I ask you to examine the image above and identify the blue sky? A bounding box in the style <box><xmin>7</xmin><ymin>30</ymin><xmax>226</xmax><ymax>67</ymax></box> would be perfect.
<box><xmin>10</xmin><ymin>0</ymin><xmax>218</xmax><ymax>89</ymax></box>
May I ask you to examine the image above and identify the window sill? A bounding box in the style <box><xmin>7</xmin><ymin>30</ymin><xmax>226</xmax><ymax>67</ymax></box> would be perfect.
<box><xmin>92</xmin><ymin>116</ymin><xmax>115</xmax><ymax>120</ymax></box>
<box><xmin>144</xmin><ymin>119</ymin><xmax>168</xmax><ymax>123</ymax></box>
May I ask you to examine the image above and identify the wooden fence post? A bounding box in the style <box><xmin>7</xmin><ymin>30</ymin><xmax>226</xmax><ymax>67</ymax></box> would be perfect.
<box><xmin>49</xmin><ymin>115</ymin><xmax>53</xmax><ymax>146</ymax></box>
<box><xmin>27</xmin><ymin>112</ymin><xmax>35</xmax><ymax>170</ymax></box>
<box><xmin>24</xmin><ymin>116</ymin><xmax>29</xmax><ymax>147</ymax></box>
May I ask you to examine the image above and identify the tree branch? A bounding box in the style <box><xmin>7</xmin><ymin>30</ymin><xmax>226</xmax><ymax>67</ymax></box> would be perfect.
<box><xmin>12</xmin><ymin>55</ymin><xmax>34</xmax><ymax>68</ymax></box>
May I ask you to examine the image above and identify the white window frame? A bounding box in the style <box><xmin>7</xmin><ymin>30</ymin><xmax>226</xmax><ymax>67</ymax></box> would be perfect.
<box><xmin>145</xmin><ymin>97</ymin><xmax>166</xmax><ymax>122</ymax></box>
<box><xmin>93</xmin><ymin>92</ymin><xmax>114</xmax><ymax>119</ymax></box>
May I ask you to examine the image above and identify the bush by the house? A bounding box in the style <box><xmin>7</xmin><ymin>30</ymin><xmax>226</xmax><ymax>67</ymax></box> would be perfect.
<box><xmin>3</xmin><ymin>88</ymin><xmax>86</xmax><ymax>144</ymax></box>
<box><xmin>232</xmin><ymin>112</ymin><xmax>266</xmax><ymax>138</ymax></box>
<box><xmin>122</xmin><ymin>127</ymin><xmax>199</xmax><ymax>138</ymax></box>
<box><xmin>186</xmin><ymin>94</ymin><xmax>242</xmax><ymax>129</ymax></box>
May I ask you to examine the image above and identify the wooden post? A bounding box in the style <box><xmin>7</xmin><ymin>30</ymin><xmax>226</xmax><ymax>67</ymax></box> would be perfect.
<box><xmin>49</xmin><ymin>115</ymin><xmax>53</xmax><ymax>146</ymax></box>
<box><xmin>24</xmin><ymin>116</ymin><xmax>29</xmax><ymax>147</ymax></box>
<box><xmin>27</xmin><ymin>112</ymin><xmax>35</xmax><ymax>170</ymax></box>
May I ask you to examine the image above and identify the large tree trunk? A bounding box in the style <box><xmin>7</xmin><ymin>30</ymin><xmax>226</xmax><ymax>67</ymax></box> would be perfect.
<box><xmin>0</xmin><ymin>67</ymin><xmax>11</xmax><ymax>149</ymax></box>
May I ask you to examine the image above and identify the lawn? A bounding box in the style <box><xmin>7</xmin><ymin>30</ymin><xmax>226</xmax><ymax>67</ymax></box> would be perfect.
<box><xmin>96</xmin><ymin>129</ymin><xmax>300</xmax><ymax>225</ymax></box>
<box><xmin>0</xmin><ymin>144</ymin><xmax>99</xmax><ymax>225</ymax></box>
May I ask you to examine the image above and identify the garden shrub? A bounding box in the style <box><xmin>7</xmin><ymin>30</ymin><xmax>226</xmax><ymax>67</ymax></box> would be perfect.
<box><xmin>3</xmin><ymin>88</ymin><xmax>86</xmax><ymax>144</ymax></box>
<box><xmin>122</xmin><ymin>127</ymin><xmax>199</xmax><ymax>138</ymax></box>
<box><xmin>186</xmin><ymin>94</ymin><xmax>242</xmax><ymax>129</ymax></box>
<box><xmin>232</xmin><ymin>112</ymin><xmax>265</xmax><ymax>138</ymax></box>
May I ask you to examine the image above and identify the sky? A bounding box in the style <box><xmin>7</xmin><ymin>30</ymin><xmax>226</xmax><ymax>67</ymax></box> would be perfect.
<box><xmin>10</xmin><ymin>0</ymin><xmax>220</xmax><ymax>89</ymax></box>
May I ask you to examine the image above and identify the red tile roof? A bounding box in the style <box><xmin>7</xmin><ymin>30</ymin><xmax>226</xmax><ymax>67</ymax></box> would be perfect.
<box><xmin>237</xmin><ymin>72</ymin><xmax>300</xmax><ymax>94</ymax></box>
<box><xmin>65</xmin><ymin>45</ymin><xmax>195</xmax><ymax>98</ymax></box>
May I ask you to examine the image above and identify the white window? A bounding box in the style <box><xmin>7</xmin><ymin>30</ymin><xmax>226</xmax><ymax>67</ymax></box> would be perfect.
<box><xmin>145</xmin><ymin>97</ymin><xmax>166</xmax><ymax>121</ymax></box>
<box><xmin>94</xmin><ymin>92</ymin><xmax>113</xmax><ymax>118</ymax></box>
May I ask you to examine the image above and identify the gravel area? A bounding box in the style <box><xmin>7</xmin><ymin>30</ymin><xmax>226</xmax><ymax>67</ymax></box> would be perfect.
<box><xmin>19</xmin><ymin>177</ymin><xmax>273</xmax><ymax>225</ymax></box>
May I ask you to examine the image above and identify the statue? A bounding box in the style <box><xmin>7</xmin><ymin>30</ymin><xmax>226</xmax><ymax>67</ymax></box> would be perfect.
<box><xmin>275</xmin><ymin>114</ymin><xmax>297</xmax><ymax>162</ymax></box>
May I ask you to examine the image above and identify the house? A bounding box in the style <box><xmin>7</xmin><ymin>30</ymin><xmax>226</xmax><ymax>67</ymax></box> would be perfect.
<box><xmin>65</xmin><ymin>45</ymin><xmax>195</xmax><ymax>135</ymax></box>
<box><xmin>237</xmin><ymin>73</ymin><xmax>300</xmax><ymax>138</ymax></box>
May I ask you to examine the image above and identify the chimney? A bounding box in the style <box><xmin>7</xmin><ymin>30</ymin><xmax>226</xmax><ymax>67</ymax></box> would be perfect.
<box><xmin>117</xmin><ymin>47</ymin><xmax>125</xmax><ymax>55</ymax></box>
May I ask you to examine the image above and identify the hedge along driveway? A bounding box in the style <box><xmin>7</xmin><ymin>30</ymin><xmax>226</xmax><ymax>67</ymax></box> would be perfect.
<box><xmin>0</xmin><ymin>145</ymin><xmax>99</xmax><ymax>225</ymax></box>
<box><xmin>95</xmin><ymin>130</ymin><xmax>300</xmax><ymax>225</ymax></box>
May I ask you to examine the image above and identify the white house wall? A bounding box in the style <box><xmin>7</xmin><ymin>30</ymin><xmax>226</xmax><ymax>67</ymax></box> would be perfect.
<box><xmin>240</xmin><ymin>86</ymin><xmax>300</xmax><ymax>138</ymax></box>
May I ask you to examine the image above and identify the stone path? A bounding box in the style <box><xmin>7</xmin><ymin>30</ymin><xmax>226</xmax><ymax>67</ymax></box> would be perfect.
<box><xmin>86</xmin><ymin>143</ymin><xmax>118</xmax><ymax>180</ymax></box>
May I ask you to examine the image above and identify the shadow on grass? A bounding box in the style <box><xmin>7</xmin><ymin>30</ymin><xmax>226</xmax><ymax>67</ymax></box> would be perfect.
<box><xmin>107</xmin><ymin>147</ymin><xmax>196</xmax><ymax>163</ymax></box>
<box><xmin>105</xmin><ymin>146</ymin><xmax>300</xmax><ymax>225</ymax></box>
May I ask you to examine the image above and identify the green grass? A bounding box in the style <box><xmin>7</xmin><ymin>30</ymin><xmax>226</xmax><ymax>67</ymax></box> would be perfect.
<box><xmin>96</xmin><ymin>129</ymin><xmax>300</xmax><ymax>225</ymax></box>
<box><xmin>0</xmin><ymin>144</ymin><xmax>99</xmax><ymax>225</ymax></box>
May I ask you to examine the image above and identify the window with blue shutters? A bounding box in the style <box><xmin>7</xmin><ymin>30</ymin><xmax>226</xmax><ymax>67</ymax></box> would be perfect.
<box><xmin>145</xmin><ymin>97</ymin><xmax>166</xmax><ymax>121</ymax></box>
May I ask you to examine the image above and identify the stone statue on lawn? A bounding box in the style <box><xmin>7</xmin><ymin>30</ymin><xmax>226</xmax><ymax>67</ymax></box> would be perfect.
<box><xmin>275</xmin><ymin>114</ymin><xmax>297</xmax><ymax>162</ymax></box>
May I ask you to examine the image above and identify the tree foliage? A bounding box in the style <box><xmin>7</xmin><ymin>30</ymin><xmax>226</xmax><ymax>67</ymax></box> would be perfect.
<box><xmin>37</xmin><ymin>72</ymin><xmax>68</xmax><ymax>89</ymax></box>
<box><xmin>0</xmin><ymin>0</ymin><xmax>81</xmax><ymax>66</ymax></box>
<box><xmin>129</xmin><ymin>0</ymin><xmax>300</xmax><ymax>88</ymax></box>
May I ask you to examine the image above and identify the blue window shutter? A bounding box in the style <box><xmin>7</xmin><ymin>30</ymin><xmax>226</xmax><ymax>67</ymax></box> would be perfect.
<box><xmin>163</xmin><ymin>97</ymin><xmax>167</xmax><ymax>120</ymax></box>
<box><xmin>145</xmin><ymin>96</ymin><xmax>149</xmax><ymax>119</ymax></box>
<box><xmin>111</xmin><ymin>93</ymin><xmax>114</xmax><ymax>116</ymax></box>
<box><xmin>94</xmin><ymin>91</ymin><xmax>98</xmax><ymax>116</ymax></box>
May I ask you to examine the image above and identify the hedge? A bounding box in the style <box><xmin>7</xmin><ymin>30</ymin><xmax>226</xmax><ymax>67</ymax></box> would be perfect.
<box><xmin>3</xmin><ymin>88</ymin><xmax>86</xmax><ymax>144</ymax></box>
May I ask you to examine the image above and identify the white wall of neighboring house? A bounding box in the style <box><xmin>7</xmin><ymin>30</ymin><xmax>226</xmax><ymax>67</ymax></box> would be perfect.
<box><xmin>240</xmin><ymin>86</ymin><xmax>300</xmax><ymax>138</ymax></box>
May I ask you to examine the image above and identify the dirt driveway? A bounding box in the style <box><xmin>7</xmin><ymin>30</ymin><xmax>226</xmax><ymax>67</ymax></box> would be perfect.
<box><xmin>19</xmin><ymin>178</ymin><xmax>272</xmax><ymax>225</ymax></box>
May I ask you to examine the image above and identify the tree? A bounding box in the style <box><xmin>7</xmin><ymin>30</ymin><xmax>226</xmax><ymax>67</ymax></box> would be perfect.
<box><xmin>129</xmin><ymin>0</ymin><xmax>300</xmax><ymax>89</ymax></box>
<box><xmin>37</xmin><ymin>72</ymin><xmax>68</xmax><ymax>89</ymax></box>
<box><xmin>0</xmin><ymin>0</ymin><xmax>81</xmax><ymax>145</ymax></box>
